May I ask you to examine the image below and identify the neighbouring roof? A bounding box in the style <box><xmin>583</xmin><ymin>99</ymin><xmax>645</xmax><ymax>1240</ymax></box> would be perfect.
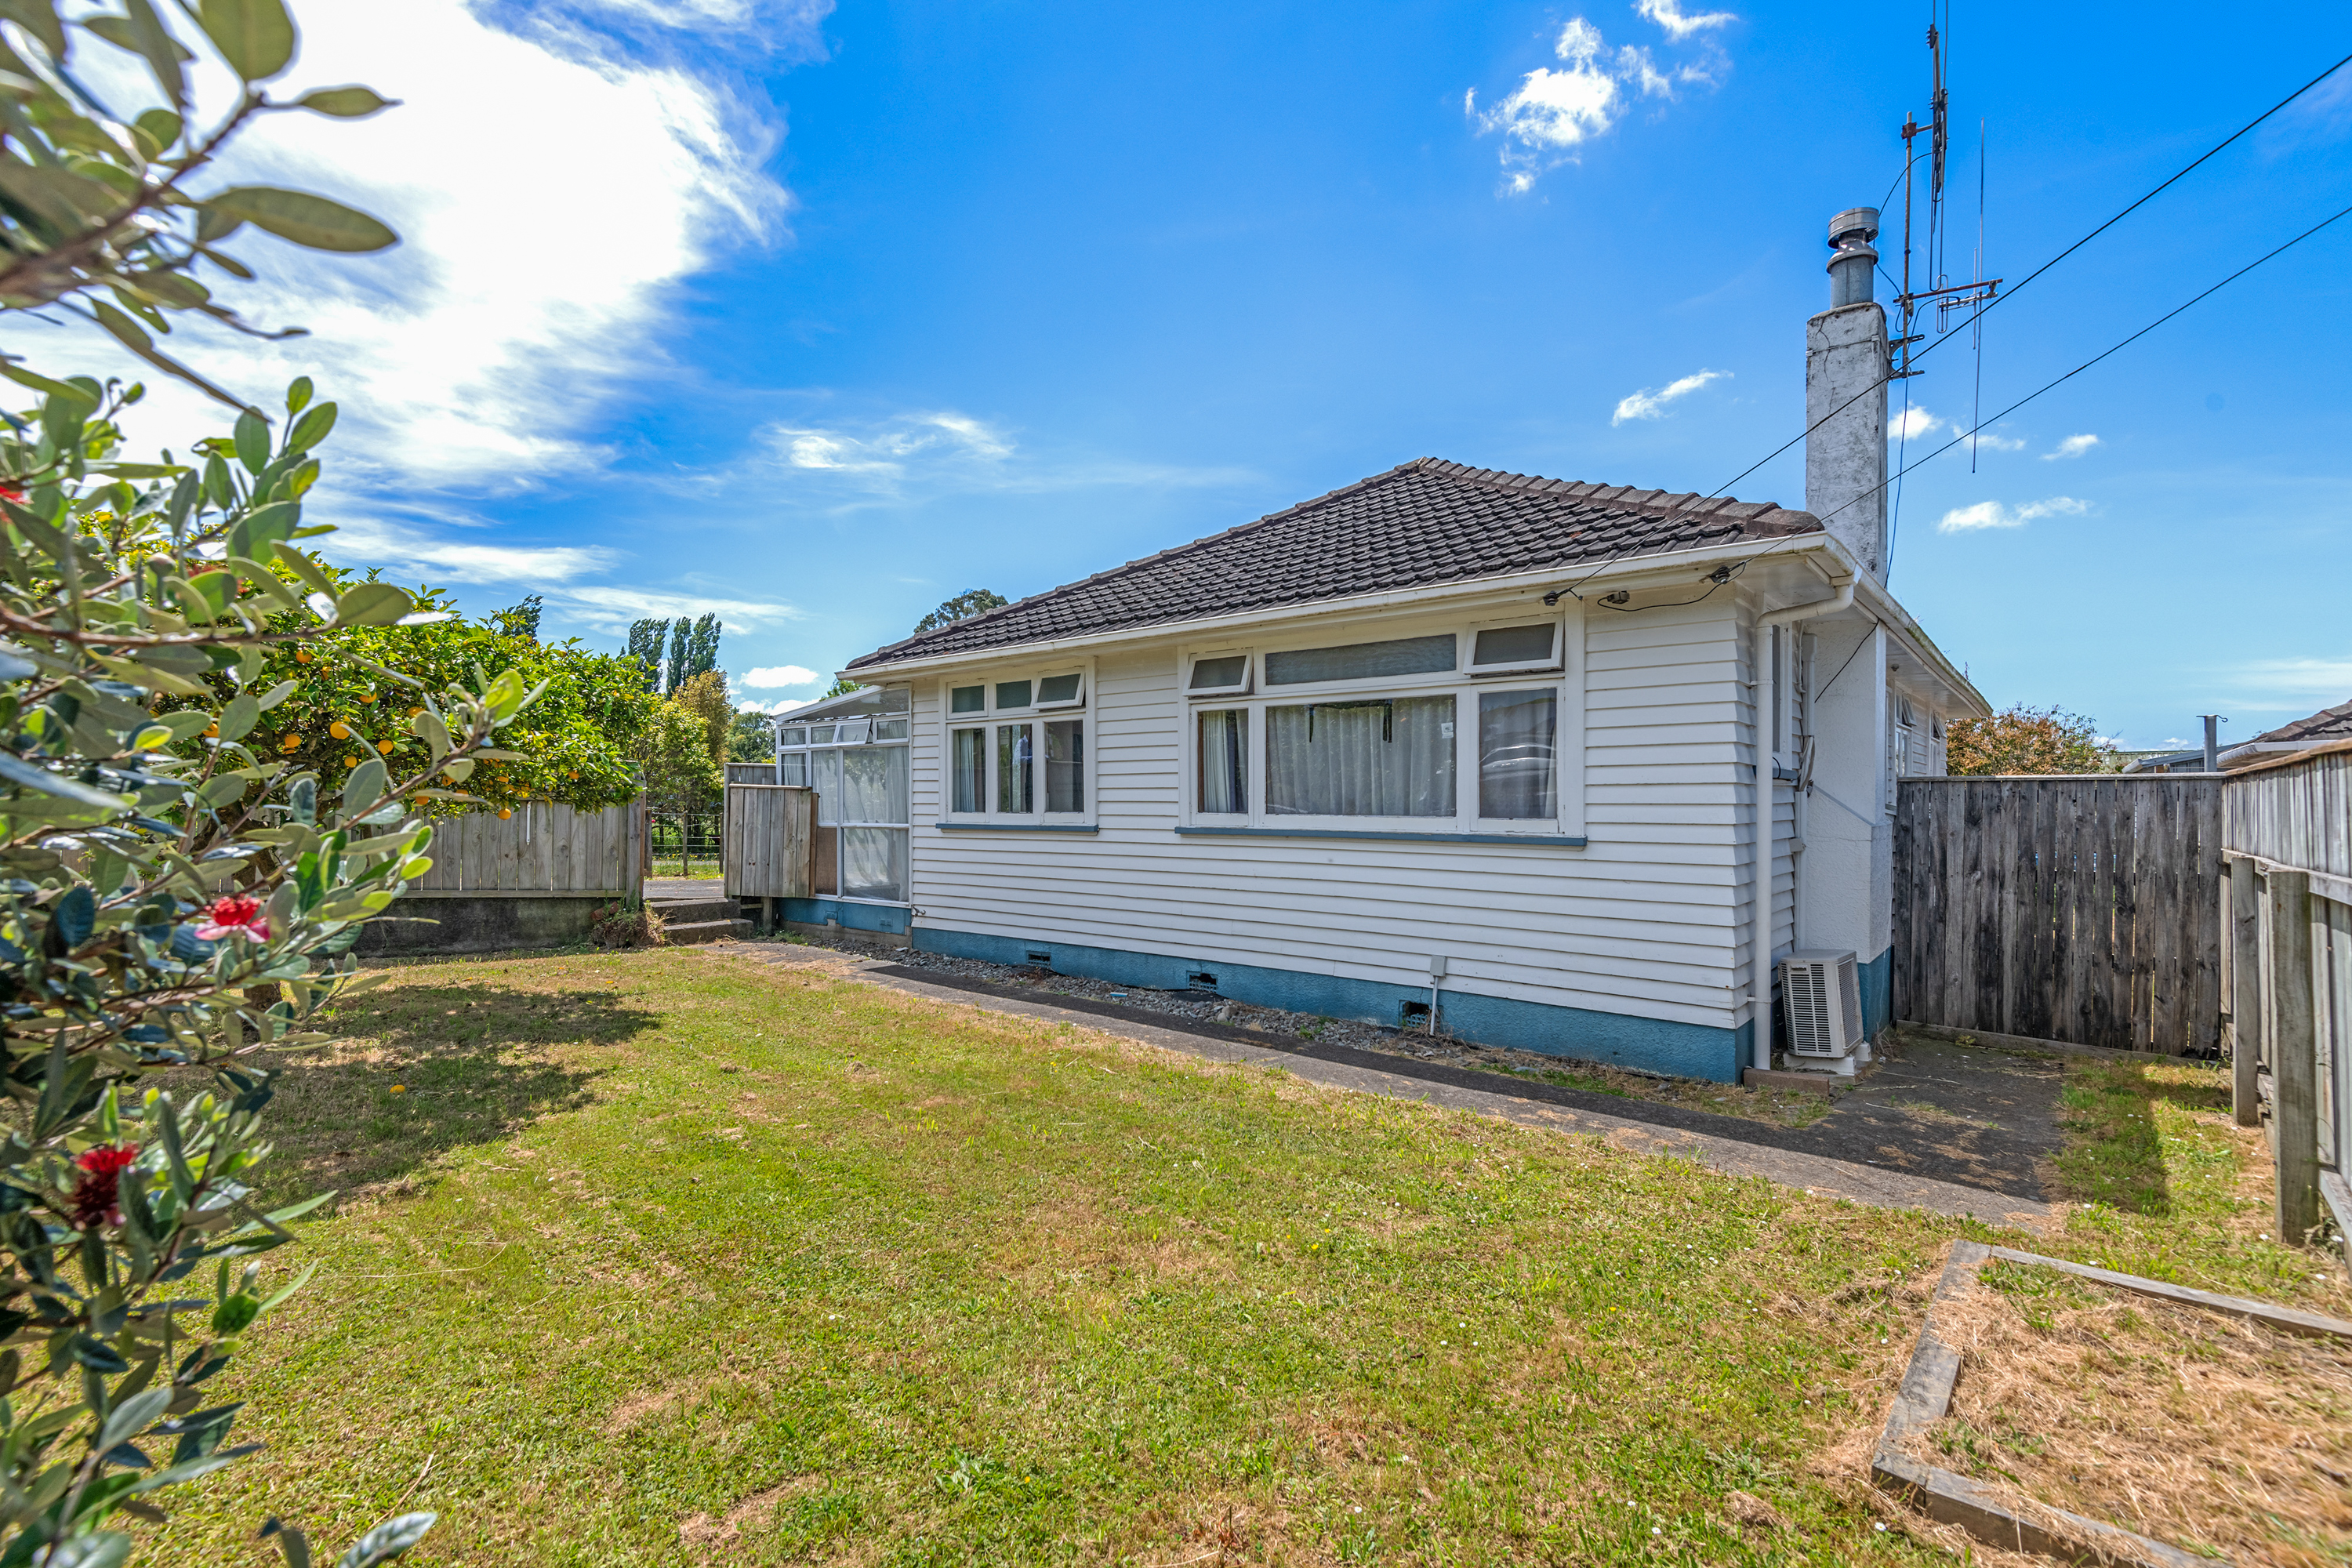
<box><xmin>846</xmin><ymin>458</ymin><xmax>1820</xmax><ymax>670</ymax></box>
<box><xmin>2249</xmin><ymin>699</ymin><xmax>2352</xmax><ymax>747</ymax></box>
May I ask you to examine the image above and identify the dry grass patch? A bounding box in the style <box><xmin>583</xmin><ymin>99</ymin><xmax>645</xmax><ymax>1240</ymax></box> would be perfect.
<box><xmin>1924</xmin><ymin>1261</ymin><xmax>2352</xmax><ymax>1563</ymax></box>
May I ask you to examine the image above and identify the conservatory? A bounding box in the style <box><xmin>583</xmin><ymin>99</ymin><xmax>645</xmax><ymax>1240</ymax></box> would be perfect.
<box><xmin>766</xmin><ymin>684</ymin><xmax>911</xmax><ymax>913</ymax></box>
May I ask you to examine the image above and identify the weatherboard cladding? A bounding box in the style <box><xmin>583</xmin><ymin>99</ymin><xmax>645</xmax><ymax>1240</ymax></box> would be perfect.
<box><xmin>845</xmin><ymin>457</ymin><xmax>1819</xmax><ymax>669</ymax></box>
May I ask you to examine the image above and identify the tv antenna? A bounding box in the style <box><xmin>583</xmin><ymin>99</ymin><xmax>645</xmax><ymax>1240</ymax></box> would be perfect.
<box><xmin>1893</xmin><ymin>9</ymin><xmax>1998</xmax><ymax>386</ymax></box>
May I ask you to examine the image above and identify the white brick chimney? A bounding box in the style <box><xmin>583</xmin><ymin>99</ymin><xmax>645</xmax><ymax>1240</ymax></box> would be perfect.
<box><xmin>1806</xmin><ymin>207</ymin><xmax>1890</xmax><ymax>583</ymax></box>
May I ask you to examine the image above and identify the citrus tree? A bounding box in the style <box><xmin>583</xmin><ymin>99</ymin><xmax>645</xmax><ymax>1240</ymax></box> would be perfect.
<box><xmin>0</xmin><ymin>0</ymin><xmax>542</xmax><ymax>1561</ymax></box>
<box><xmin>1947</xmin><ymin>704</ymin><xmax>2121</xmax><ymax>775</ymax></box>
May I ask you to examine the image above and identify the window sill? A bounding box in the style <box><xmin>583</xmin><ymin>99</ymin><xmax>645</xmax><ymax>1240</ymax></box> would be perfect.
<box><xmin>1174</xmin><ymin>826</ymin><xmax>1586</xmax><ymax>847</ymax></box>
<box><xmin>934</xmin><ymin>821</ymin><xmax>1099</xmax><ymax>833</ymax></box>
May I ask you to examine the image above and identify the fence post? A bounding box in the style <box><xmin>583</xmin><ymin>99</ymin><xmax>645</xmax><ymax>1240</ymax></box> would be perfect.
<box><xmin>2267</xmin><ymin>869</ymin><xmax>2320</xmax><ymax>1243</ymax></box>
<box><xmin>2230</xmin><ymin>855</ymin><xmax>2264</xmax><ymax>1127</ymax></box>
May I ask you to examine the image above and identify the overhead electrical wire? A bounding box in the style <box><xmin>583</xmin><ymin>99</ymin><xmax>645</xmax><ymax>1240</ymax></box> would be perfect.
<box><xmin>1696</xmin><ymin>48</ymin><xmax>2352</xmax><ymax>508</ymax></box>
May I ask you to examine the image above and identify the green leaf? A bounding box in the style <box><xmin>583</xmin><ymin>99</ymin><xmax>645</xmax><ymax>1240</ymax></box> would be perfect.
<box><xmin>233</xmin><ymin>407</ymin><xmax>270</xmax><ymax>474</ymax></box>
<box><xmin>295</xmin><ymin>85</ymin><xmax>394</xmax><ymax>118</ymax></box>
<box><xmin>133</xmin><ymin>107</ymin><xmax>182</xmax><ymax>153</ymax></box>
<box><xmin>342</xmin><ymin>757</ymin><xmax>387</xmax><ymax>812</ymax></box>
<box><xmin>0</xmin><ymin>363</ymin><xmax>99</xmax><ymax>409</ymax></box>
<box><xmin>270</xmin><ymin>542</ymin><xmax>338</xmax><ymax>599</ymax></box>
<box><xmin>331</xmin><ymin>583</ymin><xmax>412</xmax><ymax>627</ymax></box>
<box><xmin>227</xmin><ymin>499</ymin><xmax>300</xmax><ymax>560</ymax></box>
<box><xmin>216</xmin><ymin>693</ymin><xmax>260</xmax><ymax>742</ymax></box>
<box><xmin>36</xmin><ymin>1530</ymin><xmax>132</xmax><ymax>1568</ymax></box>
<box><xmin>122</xmin><ymin>0</ymin><xmax>190</xmax><ymax>107</ymax></box>
<box><xmin>96</xmin><ymin>1387</ymin><xmax>172</xmax><ymax>1454</ymax></box>
<box><xmin>205</xmin><ymin>187</ymin><xmax>397</xmax><ymax>253</ymax></box>
<box><xmin>197</xmin><ymin>775</ymin><xmax>249</xmax><ymax>808</ymax></box>
<box><xmin>260</xmin><ymin>1518</ymin><xmax>314</xmax><ymax>1568</ymax></box>
<box><xmin>209</xmin><ymin>1293</ymin><xmax>258</xmax><ymax>1334</ymax></box>
<box><xmin>283</xmin><ymin>401</ymin><xmax>336</xmax><ymax>454</ymax></box>
<box><xmin>195</xmin><ymin>0</ymin><xmax>293</xmax><ymax>81</ymax></box>
<box><xmin>334</xmin><ymin>1512</ymin><xmax>437</xmax><ymax>1568</ymax></box>
<box><xmin>0</xmin><ymin>0</ymin><xmax>67</xmax><ymax>58</ymax></box>
<box><xmin>285</xmin><ymin>375</ymin><xmax>313</xmax><ymax>414</ymax></box>
<box><xmin>0</xmin><ymin>752</ymin><xmax>121</xmax><ymax>809</ymax></box>
<box><xmin>256</xmin><ymin>679</ymin><xmax>298</xmax><ymax>712</ymax></box>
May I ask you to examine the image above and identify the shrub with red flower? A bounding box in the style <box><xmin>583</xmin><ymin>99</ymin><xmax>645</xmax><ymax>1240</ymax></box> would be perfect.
<box><xmin>194</xmin><ymin>894</ymin><xmax>270</xmax><ymax>942</ymax></box>
<box><xmin>66</xmin><ymin>1144</ymin><xmax>139</xmax><ymax>1231</ymax></box>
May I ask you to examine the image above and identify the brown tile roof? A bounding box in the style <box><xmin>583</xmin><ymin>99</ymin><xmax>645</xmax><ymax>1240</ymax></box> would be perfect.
<box><xmin>847</xmin><ymin>458</ymin><xmax>1819</xmax><ymax>669</ymax></box>
<box><xmin>2250</xmin><ymin>699</ymin><xmax>2352</xmax><ymax>746</ymax></box>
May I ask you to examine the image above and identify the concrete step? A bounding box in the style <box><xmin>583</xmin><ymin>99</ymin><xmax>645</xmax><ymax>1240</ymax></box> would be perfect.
<box><xmin>663</xmin><ymin>917</ymin><xmax>753</xmax><ymax>946</ymax></box>
<box><xmin>649</xmin><ymin>898</ymin><xmax>738</xmax><ymax>924</ymax></box>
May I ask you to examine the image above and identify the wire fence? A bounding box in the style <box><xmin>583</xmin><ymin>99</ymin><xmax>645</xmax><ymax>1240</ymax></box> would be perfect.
<box><xmin>646</xmin><ymin>799</ymin><xmax>723</xmax><ymax>880</ymax></box>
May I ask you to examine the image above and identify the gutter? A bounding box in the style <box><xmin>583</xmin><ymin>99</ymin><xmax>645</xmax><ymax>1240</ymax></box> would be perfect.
<box><xmin>1752</xmin><ymin>567</ymin><xmax>1857</xmax><ymax>1073</ymax></box>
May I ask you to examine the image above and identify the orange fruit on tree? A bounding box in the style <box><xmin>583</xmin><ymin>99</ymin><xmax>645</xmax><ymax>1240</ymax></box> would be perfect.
<box><xmin>329</xmin><ymin>720</ymin><xmax>350</xmax><ymax>740</ymax></box>
<box><xmin>497</xmin><ymin>808</ymin><xmax>513</xmax><ymax>819</ymax></box>
<box><xmin>296</xmin><ymin>650</ymin><xmax>312</xmax><ymax>663</ymax></box>
<box><xmin>376</xmin><ymin>739</ymin><xmax>394</xmax><ymax>754</ymax></box>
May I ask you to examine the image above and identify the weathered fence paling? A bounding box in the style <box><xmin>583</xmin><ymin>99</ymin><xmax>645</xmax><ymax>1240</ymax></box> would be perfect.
<box><xmin>723</xmin><ymin>784</ymin><xmax>813</xmax><ymax>900</ymax></box>
<box><xmin>405</xmin><ymin>800</ymin><xmax>643</xmax><ymax>895</ymax></box>
<box><xmin>1893</xmin><ymin>775</ymin><xmax>2223</xmax><ymax>1054</ymax></box>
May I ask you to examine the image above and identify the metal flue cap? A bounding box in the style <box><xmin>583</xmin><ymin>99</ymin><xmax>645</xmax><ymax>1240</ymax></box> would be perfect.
<box><xmin>1828</xmin><ymin>207</ymin><xmax>1879</xmax><ymax>247</ymax></box>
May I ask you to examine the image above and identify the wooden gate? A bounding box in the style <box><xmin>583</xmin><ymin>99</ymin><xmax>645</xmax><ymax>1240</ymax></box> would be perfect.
<box><xmin>1893</xmin><ymin>775</ymin><xmax>2223</xmax><ymax>1054</ymax></box>
<box><xmin>723</xmin><ymin>784</ymin><xmax>814</xmax><ymax>899</ymax></box>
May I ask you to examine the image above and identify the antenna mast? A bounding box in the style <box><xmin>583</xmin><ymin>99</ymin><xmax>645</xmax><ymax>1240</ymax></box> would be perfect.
<box><xmin>1893</xmin><ymin>11</ymin><xmax>1997</xmax><ymax>379</ymax></box>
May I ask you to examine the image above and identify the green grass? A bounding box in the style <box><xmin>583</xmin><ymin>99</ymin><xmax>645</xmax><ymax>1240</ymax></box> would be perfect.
<box><xmin>143</xmin><ymin>950</ymin><xmax>2344</xmax><ymax>1564</ymax></box>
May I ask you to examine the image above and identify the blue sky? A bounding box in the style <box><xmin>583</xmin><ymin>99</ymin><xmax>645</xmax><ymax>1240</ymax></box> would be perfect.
<box><xmin>71</xmin><ymin>0</ymin><xmax>2352</xmax><ymax>749</ymax></box>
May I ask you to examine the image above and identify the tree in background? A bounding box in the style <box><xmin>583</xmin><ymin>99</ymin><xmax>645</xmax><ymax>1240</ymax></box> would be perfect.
<box><xmin>914</xmin><ymin>588</ymin><xmax>1007</xmax><ymax>633</ymax></box>
<box><xmin>637</xmin><ymin>704</ymin><xmax>724</xmax><ymax>802</ymax></box>
<box><xmin>1947</xmin><ymin>706</ymin><xmax>2122</xmax><ymax>775</ymax></box>
<box><xmin>491</xmin><ymin>593</ymin><xmax>543</xmax><ymax>641</ymax></box>
<box><xmin>624</xmin><ymin>619</ymin><xmax>667</xmax><ymax>690</ymax></box>
<box><xmin>666</xmin><ymin>614</ymin><xmax>720</xmax><ymax>695</ymax></box>
<box><xmin>226</xmin><ymin>581</ymin><xmax>657</xmax><ymax>818</ymax></box>
<box><xmin>670</xmin><ymin>669</ymin><xmax>732</xmax><ymax>765</ymax></box>
<box><xmin>0</xmin><ymin>3</ymin><xmax>506</xmax><ymax>1559</ymax></box>
<box><xmin>727</xmin><ymin>710</ymin><xmax>776</xmax><ymax>762</ymax></box>
<box><xmin>822</xmin><ymin>676</ymin><xmax>863</xmax><ymax>699</ymax></box>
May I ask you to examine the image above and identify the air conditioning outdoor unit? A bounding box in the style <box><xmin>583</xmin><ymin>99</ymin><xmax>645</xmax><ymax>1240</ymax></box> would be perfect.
<box><xmin>1780</xmin><ymin>949</ymin><xmax>1863</xmax><ymax>1068</ymax></box>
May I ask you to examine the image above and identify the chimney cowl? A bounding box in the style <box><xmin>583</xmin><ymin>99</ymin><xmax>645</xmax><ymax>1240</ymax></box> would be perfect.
<box><xmin>1828</xmin><ymin>206</ymin><xmax>1880</xmax><ymax>247</ymax></box>
<box><xmin>1824</xmin><ymin>205</ymin><xmax>1880</xmax><ymax>307</ymax></box>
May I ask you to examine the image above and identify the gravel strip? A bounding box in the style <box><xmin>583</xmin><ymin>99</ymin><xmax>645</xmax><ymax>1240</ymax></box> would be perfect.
<box><xmin>757</xmin><ymin>931</ymin><xmax>1837</xmax><ymax>1128</ymax></box>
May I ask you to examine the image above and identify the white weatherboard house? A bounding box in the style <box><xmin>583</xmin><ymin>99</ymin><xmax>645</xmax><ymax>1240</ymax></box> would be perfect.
<box><xmin>780</xmin><ymin>208</ymin><xmax>1990</xmax><ymax>1083</ymax></box>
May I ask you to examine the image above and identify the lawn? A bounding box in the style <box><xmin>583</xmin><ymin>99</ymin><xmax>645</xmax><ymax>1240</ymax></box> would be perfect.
<box><xmin>145</xmin><ymin>947</ymin><xmax>2344</xmax><ymax>1564</ymax></box>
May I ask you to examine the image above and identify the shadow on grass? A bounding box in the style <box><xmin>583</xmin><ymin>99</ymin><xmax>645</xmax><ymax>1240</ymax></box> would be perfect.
<box><xmin>2050</xmin><ymin>1056</ymin><xmax>2228</xmax><ymax>1217</ymax></box>
<box><xmin>245</xmin><ymin>978</ymin><xmax>661</xmax><ymax>1206</ymax></box>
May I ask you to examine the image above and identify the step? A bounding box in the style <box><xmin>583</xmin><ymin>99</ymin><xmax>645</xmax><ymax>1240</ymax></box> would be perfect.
<box><xmin>648</xmin><ymin>898</ymin><xmax>739</xmax><ymax>924</ymax></box>
<box><xmin>662</xmin><ymin>917</ymin><xmax>753</xmax><ymax>946</ymax></box>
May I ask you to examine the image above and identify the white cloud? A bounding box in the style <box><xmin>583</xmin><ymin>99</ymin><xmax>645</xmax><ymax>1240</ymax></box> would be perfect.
<box><xmin>1612</xmin><ymin>368</ymin><xmax>1729</xmax><ymax>424</ymax></box>
<box><xmin>2213</xmin><ymin>655</ymin><xmax>2352</xmax><ymax>705</ymax></box>
<box><xmin>741</xmin><ymin>697</ymin><xmax>818</xmax><ymax>717</ymax></box>
<box><xmin>546</xmin><ymin>586</ymin><xmax>803</xmax><ymax>635</ymax></box>
<box><xmin>1935</xmin><ymin>496</ymin><xmax>2091</xmax><ymax>533</ymax></box>
<box><xmin>1965</xmin><ymin>430</ymin><xmax>2028</xmax><ymax>453</ymax></box>
<box><xmin>2045</xmin><ymin>434</ymin><xmax>2101</xmax><ymax>460</ymax></box>
<box><xmin>740</xmin><ymin>665</ymin><xmax>822</xmax><ymax>688</ymax></box>
<box><xmin>63</xmin><ymin>0</ymin><xmax>789</xmax><ymax>490</ymax></box>
<box><xmin>765</xmin><ymin>411</ymin><xmax>1014</xmax><ymax>480</ymax></box>
<box><xmin>1636</xmin><ymin>0</ymin><xmax>1737</xmax><ymax>38</ymax></box>
<box><xmin>1889</xmin><ymin>405</ymin><xmax>1941</xmax><ymax>441</ymax></box>
<box><xmin>326</xmin><ymin>514</ymin><xmax>616</xmax><ymax>583</ymax></box>
<box><xmin>1468</xmin><ymin>9</ymin><xmax>1733</xmax><ymax>193</ymax></box>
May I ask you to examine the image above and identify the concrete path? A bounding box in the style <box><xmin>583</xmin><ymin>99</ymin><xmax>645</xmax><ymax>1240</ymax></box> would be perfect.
<box><xmin>719</xmin><ymin>942</ymin><xmax>2055</xmax><ymax>1229</ymax></box>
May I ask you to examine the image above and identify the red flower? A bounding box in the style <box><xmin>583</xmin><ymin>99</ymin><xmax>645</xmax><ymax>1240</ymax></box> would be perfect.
<box><xmin>67</xmin><ymin>1144</ymin><xmax>139</xmax><ymax>1230</ymax></box>
<box><xmin>0</xmin><ymin>482</ymin><xmax>23</xmax><ymax>505</ymax></box>
<box><xmin>194</xmin><ymin>895</ymin><xmax>269</xmax><ymax>942</ymax></box>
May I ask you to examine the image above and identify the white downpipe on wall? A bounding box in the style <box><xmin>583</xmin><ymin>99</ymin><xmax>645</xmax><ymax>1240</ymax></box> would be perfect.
<box><xmin>1751</xmin><ymin>575</ymin><xmax>1856</xmax><ymax>1072</ymax></box>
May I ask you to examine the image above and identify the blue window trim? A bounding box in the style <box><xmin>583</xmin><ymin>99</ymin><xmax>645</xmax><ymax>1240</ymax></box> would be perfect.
<box><xmin>1173</xmin><ymin>826</ymin><xmax>1586</xmax><ymax>847</ymax></box>
<box><xmin>934</xmin><ymin>821</ymin><xmax>1100</xmax><ymax>833</ymax></box>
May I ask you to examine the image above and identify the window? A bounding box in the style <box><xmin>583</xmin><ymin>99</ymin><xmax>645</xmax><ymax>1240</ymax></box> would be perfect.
<box><xmin>775</xmin><ymin>685</ymin><xmax>911</xmax><ymax>903</ymax></box>
<box><xmin>1267</xmin><ymin>696</ymin><xmax>1455</xmax><ymax>817</ymax></box>
<box><xmin>1197</xmin><ymin>709</ymin><xmax>1247</xmax><ymax>813</ymax></box>
<box><xmin>1478</xmin><ymin>689</ymin><xmax>1555</xmax><ymax>819</ymax></box>
<box><xmin>1469</xmin><ymin>622</ymin><xmax>1559</xmax><ymax>673</ymax></box>
<box><xmin>1265</xmin><ymin>633</ymin><xmax>1455</xmax><ymax>686</ymax></box>
<box><xmin>942</xmin><ymin>662</ymin><xmax>1094</xmax><ymax>822</ymax></box>
<box><xmin>996</xmin><ymin>723</ymin><xmax>1034</xmax><ymax>812</ymax></box>
<box><xmin>1045</xmin><ymin>720</ymin><xmax>1083</xmax><ymax>811</ymax></box>
<box><xmin>1181</xmin><ymin>613</ymin><xmax>1577</xmax><ymax>836</ymax></box>
<box><xmin>951</xmin><ymin>728</ymin><xmax>986</xmax><ymax>812</ymax></box>
<box><xmin>1188</xmin><ymin>652</ymin><xmax>1250</xmax><ymax>696</ymax></box>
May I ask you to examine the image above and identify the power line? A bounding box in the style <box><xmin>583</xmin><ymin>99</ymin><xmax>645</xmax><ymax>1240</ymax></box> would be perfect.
<box><xmin>1809</xmin><ymin>198</ymin><xmax>2352</xmax><ymax>535</ymax></box>
<box><xmin>1700</xmin><ymin>49</ymin><xmax>2352</xmax><ymax>506</ymax></box>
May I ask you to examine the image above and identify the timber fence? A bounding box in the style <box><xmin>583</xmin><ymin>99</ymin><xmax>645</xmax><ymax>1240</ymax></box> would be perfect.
<box><xmin>406</xmin><ymin>800</ymin><xmax>643</xmax><ymax>895</ymax></box>
<box><xmin>2222</xmin><ymin>741</ymin><xmax>2352</xmax><ymax>1256</ymax></box>
<box><xmin>1893</xmin><ymin>775</ymin><xmax>2223</xmax><ymax>1054</ymax></box>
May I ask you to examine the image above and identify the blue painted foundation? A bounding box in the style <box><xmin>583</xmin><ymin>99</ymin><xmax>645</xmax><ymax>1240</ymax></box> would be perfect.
<box><xmin>783</xmin><ymin>898</ymin><xmax>909</xmax><ymax>935</ymax></box>
<box><xmin>1860</xmin><ymin>946</ymin><xmax>1892</xmax><ymax>1040</ymax></box>
<box><xmin>914</xmin><ymin>926</ymin><xmax>1745</xmax><ymax>1083</ymax></box>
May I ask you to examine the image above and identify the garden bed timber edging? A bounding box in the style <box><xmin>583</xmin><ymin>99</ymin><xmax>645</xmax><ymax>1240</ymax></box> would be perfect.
<box><xmin>1872</xmin><ymin>1239</ymin><xmax>2352</xmax><ymax>1565</ymax></box>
